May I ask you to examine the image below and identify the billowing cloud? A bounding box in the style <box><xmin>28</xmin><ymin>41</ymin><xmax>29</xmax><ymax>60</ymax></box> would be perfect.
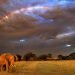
<box><xmin>0</xmin><ymin>0</ymin><xmax>75</xmax><ymax>56</ymax></box>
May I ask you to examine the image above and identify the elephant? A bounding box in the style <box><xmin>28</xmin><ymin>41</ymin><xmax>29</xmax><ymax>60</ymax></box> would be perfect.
<box><xmin>1</xmin><ymin>53</ymin><xmax>15</xmax><ymax>72</ymax></box>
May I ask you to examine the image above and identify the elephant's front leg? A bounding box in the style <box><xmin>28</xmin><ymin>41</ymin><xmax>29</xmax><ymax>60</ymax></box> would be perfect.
<box><xmin>1</xmin><ymin>65</ymin><xmax>3</xmax><ymax>72</ymax></box>
<box><xmin>6</xmin><ymin>62</ymin><xmax>9</xmax><ymax>72</ymax></box>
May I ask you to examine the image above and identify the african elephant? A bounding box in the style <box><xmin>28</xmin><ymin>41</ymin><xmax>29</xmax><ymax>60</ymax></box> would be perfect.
<box><xmin>1</xmin><ymin>53</ymin><xmax>15</xmax><ymax>71</ymax></box>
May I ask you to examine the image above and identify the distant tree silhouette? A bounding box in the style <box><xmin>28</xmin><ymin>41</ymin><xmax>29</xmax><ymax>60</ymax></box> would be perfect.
<box><xmin>16</xmin><ymin>54</ymin><xmax>22</xmax><ymax>61</ymax></box>
<box><xmin>38</xmin><ymin>54</ymin><xmax>47</xmax><ymax>61</ymax></box>
<box><xmin>58</xmin><ymin>55</ymin><xmax>63</xmax><ymax>60</ymax></box>
<box><xmin>23</xmin><ymin>52</ymin><xmax>36</xmax><ymax>61</ymax></box>
<box><xmin>58</xmin><ymin>55</ymin><xmax>71</xmax><ymax>60</ymax></box>
<box><xmin>69</xmin><ymin>53</ymin><xmax>75</xmax><ymax>60</ymax></box>
<box><xmin>61</xmin><ymin>56</ymin><xmax>69</xmax><ymax>60</ymax></box>
<box><xmin>47</xmin><ymin>53</ymin><xmax>52</xmax><ymax>60</ymax></box>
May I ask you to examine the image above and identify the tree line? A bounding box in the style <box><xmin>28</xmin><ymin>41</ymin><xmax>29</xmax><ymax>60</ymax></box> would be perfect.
<box><xmin>15</xmin><ymin>52</ymin><xmax>75</xmax><ymax>61</ymax></box>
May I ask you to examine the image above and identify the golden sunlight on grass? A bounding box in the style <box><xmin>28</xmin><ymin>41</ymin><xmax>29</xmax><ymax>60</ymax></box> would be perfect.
<box><xmin>0</xmin><ymin>61</ymin><xmax>75</xmax><ymax>75</ymax></box>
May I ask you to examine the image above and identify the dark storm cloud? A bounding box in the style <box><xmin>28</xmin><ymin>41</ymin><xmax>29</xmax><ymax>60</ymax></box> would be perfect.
<box><xmin>0</xmin><ymin>8</ymin><xmax>8</xmax><ymax>19</ymax></box>
<box><xmin>0</xmin><ymin>0</ymin><xmax>8</xmax><ymax>4</ymax></box>
<box><xmin>0</xmin><ymin>0</ymin><xmax>75</xmax><ymax>56</ymax></box>
<box><xmin>0</xmin><ymin>15</ymin><xmax>37</xmax><ymax>32</ymax></box>
<box><xmin>0</xmin><ymin>7</ymin><xmax>75</xmax><ymax>38</ymax></box>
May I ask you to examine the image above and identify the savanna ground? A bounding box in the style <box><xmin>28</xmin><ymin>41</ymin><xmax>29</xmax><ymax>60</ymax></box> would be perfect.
<box><xmin>0</xmin><ymin>60</ymin><xmax>75</xmax><ymax>75</ymax></box>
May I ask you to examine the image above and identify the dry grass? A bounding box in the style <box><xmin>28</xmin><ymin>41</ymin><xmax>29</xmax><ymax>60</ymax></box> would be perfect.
<box><xmin>0</xmin><ymin>60</ymin><xmax>75</xmax><ymax>75</ymax></box>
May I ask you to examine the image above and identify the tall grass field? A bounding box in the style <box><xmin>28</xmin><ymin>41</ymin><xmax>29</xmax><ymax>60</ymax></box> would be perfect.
<box><xmin>0</xmin><ymin>60</ymin><xmax>75</xmax><ymax>75</ymax></box>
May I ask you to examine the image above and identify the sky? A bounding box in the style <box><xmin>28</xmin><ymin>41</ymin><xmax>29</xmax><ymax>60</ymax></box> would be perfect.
<box><xmin>0</xmin><ymin>0</ymin><xmax>75</xmax><ymax>57</ymax></box>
